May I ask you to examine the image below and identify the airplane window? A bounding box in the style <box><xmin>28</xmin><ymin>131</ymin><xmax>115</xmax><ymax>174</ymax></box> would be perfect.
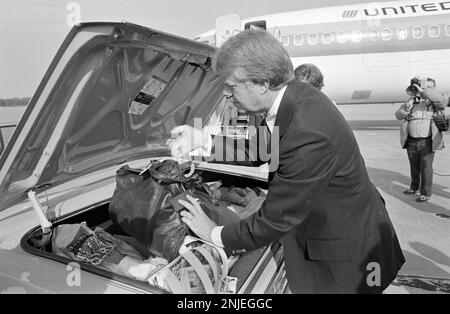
<box><xmin>367</xmin><ymin>29</ymin><xmax>379</xmax><ymax>41</ymax></box>
<box><xmin>336</xmin><ymin>32</ymin><xmax>346</xmax><ymax>44</ymax></box>
<box><xmin>322</xmin><ymin>32</ymin><xmax>333</xmax><ymax>44</ymax></box>
<box><xmin>350</xmin><ymin>30</ymin><xmax>363</xmax><ymax>43</ymax></box>
<box><xmin>428</xmin><ymin>25</ymin><xmax>440</xmax><ymax>38</ymax></box>
<box><xmin>307</xmin><ymin>33</ymin><xmax>319</xmax><ymax>45</ymax></box>
<box><xmin>381</xmin><ymin>28</ymin><xmax>392</xmax><ymax>41</ymax></box>
<box><xmin>412</xmin><ymin>26</ymin><xmax>424</xmax><ymax>39</ymax></box>
<box><xmin>446</xmin><ymin>24</ymin><xmax>450</xmax><ymax>36</ymax></box>
<box><xmin>397</xmin><ymin>28</ymin><xmax>408</xmax><ymax>40</ymax></box>
<box><xmin>281</xmin><ymin>35</ymin><xmax>290</xmax><ymax>47</ymax></box>
<box><xmin>293</xmin><ymin>34</ymin><xmax>304</xmax><ymax>46</ymax></box>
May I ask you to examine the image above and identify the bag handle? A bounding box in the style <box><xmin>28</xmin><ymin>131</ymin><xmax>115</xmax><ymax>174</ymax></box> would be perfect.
<box><xmin>148</xmin><ymin>168</ymin><xmax>187</xmax><ymax>185</ymax></box>
<box><xmin>182</xmin><ymin>236</ymin><xmax>229</xmax><ymax>281</ymax></box>
<box><xmin>147</xmin><ymin>162</ymin><xmax>199</xmax><ymax>185</ymax></box>
<box><xmin>179</xmin><ymin>245</ymin><xmax>215</xmax><ymax>294</ymax></box>
<box><xmin>147</xmin><ymin>237</ymin><xmax>228</xmax><ymax>294</ymax></box>
<box><xmin>192</xmin><ymin>246</ymin><xmax>219</xmax><ymax>288</ymax></box>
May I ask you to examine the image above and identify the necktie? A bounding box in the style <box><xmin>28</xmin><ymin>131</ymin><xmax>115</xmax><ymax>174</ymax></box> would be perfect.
<box><xmin>259</xmin><ymin>117</ymin><xmax>271</xmax><ymax>153</ymax></box>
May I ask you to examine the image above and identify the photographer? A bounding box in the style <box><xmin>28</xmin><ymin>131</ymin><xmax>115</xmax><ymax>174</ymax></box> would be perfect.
<box><xmin>395</xmin><ymin>77</ymin><xmax>448</xmax><ymax>202</ymax></box>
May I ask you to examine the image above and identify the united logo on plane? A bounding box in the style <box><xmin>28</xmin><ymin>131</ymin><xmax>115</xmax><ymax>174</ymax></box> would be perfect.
<box><xmin>363</xmin><ymin>2</ymin><xmax>450</xmax><ymax>16</ymax></box>
<box><xmin>342</xmin><ymin>9</ymin><xmax>359</xmax><ymax>18</ymax></box>
<box><xmin>342</xmin><ymin>2</ymin><xmax>450</xmax><ymax>18</ymax></box>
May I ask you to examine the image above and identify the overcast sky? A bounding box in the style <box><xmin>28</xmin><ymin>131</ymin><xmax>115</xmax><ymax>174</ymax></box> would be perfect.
<box><xmin>0</xmin><ymin>0</ymin><xmax>395</xmax><ymax>98</ymax></box>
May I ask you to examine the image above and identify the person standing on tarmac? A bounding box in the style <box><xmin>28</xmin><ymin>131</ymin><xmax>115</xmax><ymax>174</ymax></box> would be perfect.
<box><xmin>395</xmin><ymin>77</ymin><xmax>448</xmax><ymax>202</ymax></box>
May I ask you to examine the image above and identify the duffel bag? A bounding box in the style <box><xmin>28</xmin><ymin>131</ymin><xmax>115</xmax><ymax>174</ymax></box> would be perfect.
<box><xmin>109</xmin><ymin>159</ymin><xmax>240</xmax><ymax>262</ymax></box>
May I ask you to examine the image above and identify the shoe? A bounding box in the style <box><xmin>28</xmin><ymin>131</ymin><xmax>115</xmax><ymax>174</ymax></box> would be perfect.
<box><xmin>403</xmin><ymin>189</ymin><xmax>418</xmax><ymax>195</ymax></box>
<box><xmin>416</xmin><ymin>195</ymin><xmax>430</xmax><ymax>202</ymax></box>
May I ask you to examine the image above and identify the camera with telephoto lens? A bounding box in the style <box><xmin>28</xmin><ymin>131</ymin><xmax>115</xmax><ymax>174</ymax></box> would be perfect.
<box><xmin>406</xmin><ymin>77</ymin><xmax>422</xmax><ymax>96</ymax></box>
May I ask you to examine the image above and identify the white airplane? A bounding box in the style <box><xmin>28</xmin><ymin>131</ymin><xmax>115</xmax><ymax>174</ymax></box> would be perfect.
<box><xmin>195</xmin><ymin>0</ymin><xmax>450</xmax><ymax>105</ymax></box>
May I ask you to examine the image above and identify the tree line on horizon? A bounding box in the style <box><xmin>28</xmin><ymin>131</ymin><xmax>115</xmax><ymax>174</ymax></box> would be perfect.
<box><xmin>0</xmin><ymin>97</ymin><xmax>30</xmax><ymax>107</ymax></box>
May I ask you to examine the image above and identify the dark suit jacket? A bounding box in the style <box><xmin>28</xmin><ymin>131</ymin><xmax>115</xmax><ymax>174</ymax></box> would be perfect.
<box><xmin>214</xmin><ymin>80</ymin><xmax>405</xmax><ymax>293</ymax></box>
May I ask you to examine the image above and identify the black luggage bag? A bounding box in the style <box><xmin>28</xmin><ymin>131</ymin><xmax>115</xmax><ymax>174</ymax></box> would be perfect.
<box><xmin>109</xmin><ymin>160</ymin><xmax>240</xmax><ymax>261</ymax></box>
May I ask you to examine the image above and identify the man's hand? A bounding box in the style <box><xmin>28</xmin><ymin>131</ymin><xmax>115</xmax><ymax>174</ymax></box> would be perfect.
<box><xmin>219</xmin><ymin>187</ymin><xmax>258</xmax><ymax>206</ymax></box>
<box><xmin>179</xmin><ymin>195</ymin><xmax>217</xmax><ymax>243</ymax></box>
<box><xmin>405</xmin><ymin>98</ymin><xmax>414</xmax><ymax>110</ymax></box>
<box><xmin>413</xmin><ymin>83</ymin><xmax>424</xmax><ymax>94</ymax></box>
<box><xmin>166</xmin><ymin>125</ymin><xmax>210</xmax><ymax>158</ymax></box>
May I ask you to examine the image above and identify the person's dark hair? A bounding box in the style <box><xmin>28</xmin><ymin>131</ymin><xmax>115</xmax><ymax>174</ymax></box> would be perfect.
<box><xmin>294</xmin><ymin>64</ymin><xmax>324</xmax><ymax>90</ymax></box>
<box><xmin>213</xmin><ymin>29</ymin><xmax>294</xmax><ymax>90</ymax></box>
<box><xmin>426</xmin><ymin>78</ymin><xmax>436</xmax><ymax>87</ymax></box>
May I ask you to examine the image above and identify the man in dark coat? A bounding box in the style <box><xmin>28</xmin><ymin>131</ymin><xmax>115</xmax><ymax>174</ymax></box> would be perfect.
<box><xmin>169</xmin><ymin>29</ymin><xmax>405</xmax><ymax>293</ymax></box>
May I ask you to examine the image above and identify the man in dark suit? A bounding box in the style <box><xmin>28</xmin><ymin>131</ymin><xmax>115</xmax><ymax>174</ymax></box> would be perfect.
<box><xmin>170</xmin><ymin>29</ymin><xmax>405</xmax><ymax>293</ymax></box>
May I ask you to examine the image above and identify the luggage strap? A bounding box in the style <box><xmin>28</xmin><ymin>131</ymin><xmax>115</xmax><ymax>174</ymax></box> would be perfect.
<box><xmin>149</xmin><ymin>168</ymin><xmax>187</xmax><ymax>184</ymax></box>
<box><xmin>148</xmin><ymin>237</ymin><xmax>228</xmax><ymax>294</ymax></box>
<box><xmin>192</xmin><ymin>246</ymin><xmax>219</xmax><ymax>288</ymax></box>
<box><xmin>179</xmin><ymin>244</ymin><xmax>215</xmax><ymax>294</ymax></box>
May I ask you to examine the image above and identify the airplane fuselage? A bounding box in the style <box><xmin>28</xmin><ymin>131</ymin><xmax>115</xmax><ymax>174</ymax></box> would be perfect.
<box><xmin>196</xmin><ymin>0</ymin><xmax>450</xmax><ymax>104</ymax></box>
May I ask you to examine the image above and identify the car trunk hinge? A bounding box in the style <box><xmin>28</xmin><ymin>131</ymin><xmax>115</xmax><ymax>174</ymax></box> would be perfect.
<box><xmin>27</xmin><ymin>189</ymin><xmax>53</xmax><ymax>246</ymax></box>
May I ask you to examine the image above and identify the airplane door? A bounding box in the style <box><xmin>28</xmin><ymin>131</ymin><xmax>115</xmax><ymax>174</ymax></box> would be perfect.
<box><xmin>244</xmin><ymin>20</ymin><xmax>267</xmax><ymax>30</ymax></box>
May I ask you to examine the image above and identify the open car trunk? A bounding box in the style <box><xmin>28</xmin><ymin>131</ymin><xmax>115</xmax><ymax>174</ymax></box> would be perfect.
<box><xmin>0</xmin><ymin>22</ymin><xmax>287</xmax><ymax>294</ymax></box>
<box><xmin>21</xmin><ymin>167</ymin><xmax>288</xmax><ymax>294</ymax></box>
